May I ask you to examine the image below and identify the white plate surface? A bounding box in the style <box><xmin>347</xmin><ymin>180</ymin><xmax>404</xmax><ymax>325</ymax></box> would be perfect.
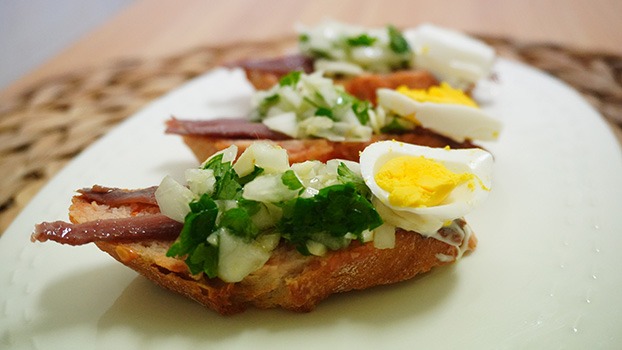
<box><xmin>2</xmin><ymin>59</ymin><xmax>622</xmax><ymax>349</ymax></box>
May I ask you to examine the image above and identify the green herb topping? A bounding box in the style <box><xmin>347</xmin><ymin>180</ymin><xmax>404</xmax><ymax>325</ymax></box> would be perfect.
<box><xmin>346</xmin><ymin>34</ymin><xmax>377</xmax><ymax>47</ymax></box>
<box><xmin>251</xmin><ymin>71</ymin><xmax>375</xmax><ymax>141</ymax></box>
<box><xmin>297</xmin><ymin>20</ymin><xmax>414</xmax><ymax>73</ymax></box>
<box><xmin>387</xmin><ymin>25</ymin><xmax>411</xmax><ymax>54</ymax></box>
<box><xmin>279</xmin><ymin>183</ymin><xmax>382</xmax><ymax>254</ymax></box>
<box><xmin>162</xmin><ymin>148</ymin><xmax>383</xmax><ymax>281</ymax></box>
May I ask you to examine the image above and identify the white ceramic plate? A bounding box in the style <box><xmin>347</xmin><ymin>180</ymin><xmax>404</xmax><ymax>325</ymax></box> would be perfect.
<box><xmin>2</xmin><ymin>59</ymin><xmax>622</xmax><ymax>349</ymax></box>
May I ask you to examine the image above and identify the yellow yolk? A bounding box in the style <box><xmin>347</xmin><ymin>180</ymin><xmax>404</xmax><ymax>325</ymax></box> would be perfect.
<box><xmin>396</xmin><ymin>82</ymin><xmax>478</xmax><ymax>108</ymax></box>
<box><xmin>374</xmin><ymin>155</ymin><xmax>474</xmax><ymax>207</ymax></box>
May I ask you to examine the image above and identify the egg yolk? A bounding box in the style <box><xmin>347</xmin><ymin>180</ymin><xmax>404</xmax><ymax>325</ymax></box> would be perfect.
<box><xmin>375</xmin><ymin>155</ymin><xmax>474</xmax><ymax>207</ymax></box>
<box><xmin>396</xmin><ymin>82</ymin><xmax>478</xmax><ymax>108</ymax></box>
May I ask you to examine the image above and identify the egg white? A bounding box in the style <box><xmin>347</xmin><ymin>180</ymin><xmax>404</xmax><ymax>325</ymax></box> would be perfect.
<box><xmin>359</xmin><ymin>141</ymin><xmax>494</xmax><ymax>236</ymax></box>
<box><xmin>376</xmin><ymin>88</ymin><xmax>502</xmax><ymax>142</ymax></box>
<box><xmin>403</xmin><ymin>23</ymin><xmax>496</xmax><ymax>86</ymax></box>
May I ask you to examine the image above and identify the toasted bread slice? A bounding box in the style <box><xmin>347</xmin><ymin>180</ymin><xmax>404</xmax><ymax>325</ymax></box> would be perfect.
<box><xmin>173</xmin><ymin>127</ymin><xmax>477</xmax><ymax>164</ymax></box>
<box><xmin>167</xmin><ymin>64</ymin><xmax>475</xmax><ymax>164</ymax></box>
<box><xmin>67</xmin><ymin>189</ymin><xmax>476</xmax><ymax>315</ymax></box>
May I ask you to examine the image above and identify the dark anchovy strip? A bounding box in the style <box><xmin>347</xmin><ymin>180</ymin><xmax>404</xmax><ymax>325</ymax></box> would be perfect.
<box><xmin>166</xmin><ymin>118</ymin><xmax>292</xmax><ymax>140</ymax></box>
<box><xmin>436</xmin><ymin>218</ymin><xmax>468</xmax><ymax>245</ymax></box>
<box><xmin>31</xmin><ymin>214</ymin><xmax>182</xmax><ymax>246</ymax></box>
<box><xmin>226</xmin><ymin>53</ymin><xmax>315</xmax><ymax>74</ymax></box>
<box><xmin>77</xmin><ymin>185</ymin><xmax>158</xmax><ymax>206</ymax></box>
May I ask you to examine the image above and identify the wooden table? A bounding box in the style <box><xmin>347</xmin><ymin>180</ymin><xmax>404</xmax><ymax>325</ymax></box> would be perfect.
<box><xmin>1</xmin><ymin>0</ymin><xmax>621</xmax><ymax>232</ymax></box>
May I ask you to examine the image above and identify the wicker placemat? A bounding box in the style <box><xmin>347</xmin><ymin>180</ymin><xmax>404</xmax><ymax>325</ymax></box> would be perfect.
<box><xmin>1</xmin><ymin>36</ymin><xmax>621</xmax><ymax>234</ymax></box>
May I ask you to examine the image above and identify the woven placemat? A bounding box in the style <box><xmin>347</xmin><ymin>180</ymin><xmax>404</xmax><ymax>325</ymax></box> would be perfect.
<box><xmin>1</xmin><ymin>36</ymin><xmax>621</xmax><ymax>234</ymax></box>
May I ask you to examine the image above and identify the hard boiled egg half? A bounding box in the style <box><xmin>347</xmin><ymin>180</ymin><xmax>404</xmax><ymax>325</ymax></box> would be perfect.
<box><xmin>404</xmin><ymin>23</ymin><xmax>496</xmax><ymax>87</ymax></box>
<box><xmin>376</xmin><ymin>83</ymin><xmax>502</xmax><ymax>142</ymax></box>
<box><xmin>360</xmin><ymin>140</ymin><xmax>493</xmax><ymax>236</ymax></box>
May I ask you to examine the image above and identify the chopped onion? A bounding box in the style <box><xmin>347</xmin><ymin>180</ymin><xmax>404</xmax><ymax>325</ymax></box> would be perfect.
<box><xmin>218</xmin><ymin>229</ymin><xmax>274</xmax><ymax>283</ymax></box>
<box><xmin>200</xmin><ymin>144</ymin><xmax>238</xmax><ymax>166</ymax></box>
<box><xmin>314</xmin><ymin>59</ymin><xmax>364</xmax><ymax>76</ymax></box>
<box><xmin>185</xmin><ymin>168</ymin><xmax>215</xmax><ymax>196</ymax></box>
<box><xmin>373</xmin><ymin>223</ymin><xmax>396</xmax><ymax>249</ymax></box>
<box><xmin>251</xmin><ymin>203</ymin><xmax>283</xmax><ymax>230</ymax></box>
<box><xmin>242</xmin><ymin>174</ymin><xmax>300</xmax><ymax>203</ymax></box>
<box><xmin>257</xmin><ymin>232</ymin><xmax>281</xmax><ymax>251</ymax></box>
<box><xmin>155</xmin><ymin>175</ymin><xmax>194</xmax><ymax>223</ymax></box>
<box><xmin>233</xmin><ymin>142</ymin><xmax>290</xmax><ymax>177</ymax></box>
<box><xmin>279</xmin><ymin>86</ymin><xmax>303</xmax><ymax>109</ymax></box>
<box><xmin>306</xmin><ymin>240</ymin><xmax>327</xmax><ymax>256</ymax></box>
<box><xmin>261</xmin><ymin>112</ymin><xmax>298</xmax><ymax>138</ymax></box>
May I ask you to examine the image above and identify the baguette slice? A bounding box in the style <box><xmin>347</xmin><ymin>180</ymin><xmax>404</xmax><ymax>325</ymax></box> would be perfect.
<box><xmin>166</xmin><ymin>67</ymin><xmax>476</xmax><ymax>164</ymax></box>
<box><xmin>230</xmin><ymin>53</ymin><xmax>440</xmax><ymax>99</ymax></box>
<box><xmin>169</xmin><ymin>124</ymin><xmax>478</xmax><ymax>164</ymax></box>
<box><xmin>65</xmin><ymin>189</ymin><xmax>476</xmax><ymax>315</ymax></box>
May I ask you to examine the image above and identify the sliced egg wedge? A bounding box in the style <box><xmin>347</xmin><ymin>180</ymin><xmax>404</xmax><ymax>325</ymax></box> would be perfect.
<box><xmin>359</xmin><ymin>140</ymin><xmax>493</xmax><ymax>236</ymax></box>
<box><xmin>376</xmin><ymin>87</ymin><xmax>502</xmax><ymax>142</ymax></box>
<box><xmin>404</xmin><ymin>23</ymin><xmax>496</xmax><ymax>86</ymax></box>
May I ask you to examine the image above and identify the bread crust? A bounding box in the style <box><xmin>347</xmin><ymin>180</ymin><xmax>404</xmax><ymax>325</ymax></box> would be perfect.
<box><xmin>70</xmin><ymin>192</ymin><xmax>476</xmax><ymax>315</ymax></box>
<box><xmin>170</xmin><ymin>66</ymin><xmax>475</xmax><ymax>164</ymax></box>
<box><xmin>180</xmin><ymin>129</ymin><xmax>477</xmax><ymax>164</ymax></box>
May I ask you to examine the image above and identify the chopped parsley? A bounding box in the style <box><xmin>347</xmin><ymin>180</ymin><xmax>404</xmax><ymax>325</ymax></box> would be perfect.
<box><xmin>314</xmin><ymin>106</ymin><xmax>335</xmax><ymax>120</ymax></box>
<box><xmin>166</xmin><ymin>193</ymin><xmax>219</xmax><ymax>277</ymax></box>
<box><xmin>279</xmin><ymin>70</ymin><xmax>302</xmax><ymax>87</ymax></box>
<box><xmin>256</xmin><ymin>71</ymin><xmax>375</xmax><ymax>139</ymax></box>
<box><xmin>278</xmin><ymin>183</ymin><xmax>383</xmax><ymax>255</ymax></box>
<box><xmin>168</xmin><ymin>155</ymin><xmax>252</xmax><ymax>276</ymax></box>
<box><xmin>281</xmin><ymin>170</ymin><xmax>304</xmax><ymax>191</ymax></box>
<box><xmin>238</xmin><ymin>166</ymin><xmax>264</xmax><ymax>186</ymax></box>
<box><xmin>380</xmin><ymin>116</ymin><xmax>409</xmax><ymax>133</ymax></box>
<box><xmin>337</xmin><ymin>162</ymin><xmax>370</xmax><ymax>199</ymax></box>
<box><xmin>256</xmin><ymin>94</ymin><xmax>280</xmax><ymax>117</ymax></box>
<box><xmin>166</xmin><ymin>152</ymin><xmax>384</xmax><ymax>277</ymax></box>
<box><xmin>299</xmin><ymin>33</ymin><xmax>310</xmax><ymax>43</ymax></box>
<box><xmin>298</xmin><ymin>21</ymin><xmax>414</xmax><ymax>73</ymax></box>
<box><xmin>186</xmin><ymin>242</ymin><xmax>219</xmax><ymax>278</ymax></box>
<box><xmin>346</xmin><ymin>34</ymin><xmax>377</xmax><ymax>47</ymax></box>
<box><xmin>351</xmin><ymin>100</ymin><xmax>371</xmax><ymax>125</ymax></box>
<box><xmin>219</xmin><ymin>207</ymin><xmax>259</xmax><ymax>242</ymax></box>
<box><xmin>307</xmin><ymin>48</ymin><xmax>330</xmax><ymax>59</ymax></box>
<box><xmin>335</xmin><ymin>91</ymin><xmax>371</xmax><ymax>125</ymax></box>
<box><xmin>387</xmin><ymin>25</ymin><xmax>411</xmax><ymax>54</ymax></box>
<box><xmin>202</xmin><ymin>154</ymin><xmax>242</xmax><ymax>200</ymax></box>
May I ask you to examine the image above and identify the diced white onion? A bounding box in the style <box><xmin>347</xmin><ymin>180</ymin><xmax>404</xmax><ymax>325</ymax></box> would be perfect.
<box><xmin>184</xmin><ymin>168</ymin><xmax>216</xmax><ymax>196</ymax></box>
<box><xmin>251</xmin><ymin>64</ymin><xmax>375</xmax><ymax>141</ymax></box>
<box><xmin>206</xmin><ymin>233</ymin><xmax>218</xmax><ymax>246</ymax></box>
<box><xmin>217</xmin><ymin>229</ymin><xmax>273</xmax><ymax>283</ymax></box>
<box><xmin>361</xmin><ymin>229</ymin><xmax>374</xmax><ymax>242</ymax></box>
<box><xmin>373</xmin><ymin>223</ymin><xmax>396</xmax><ymax>249</ymax></box>
<box><xmin>351</xmin><ymin>46</ymin><xmax>385</xmax><ymax>64</ymax></box>
<box><xmin>251</xmin><ymin>143</ymin><xmax>290</xmax><ymax>174</ymax></box>
<box><xmin>201</xmin><ymin>144</ymin><xmax>238</xmax><ymax>166</ymax></box>
<box><xmin>299</xmin><ymin>116</ymin><xmax>336</xmax><ymax>139</ymax></box>
<box><xmin>233</xmin><ymin>142</ymin><xmax>290</xmax><ymax>177</ymax></box>
<box><xmin>279</xmin><ymin>86</ymin><xmax>303</xmax><ymax>109</ymax></box>
<box><xmin>257</xmin><ymin>232</ymin><xmax>281</xmax><ymax>251</ymax></box>
<box><xmin>242</xmin><ymin>174</ymin><xmax>300</xmax><ymax>203</ymax></box>
<box><xmin>262</xmin><ymin>112</ymin><xmax>299</xmax><ymax>138</ymax></box>
<box><xmin>306</xmin><ymin>240</ymin><xmax>327</xmax><ymax>256</ymax></box>
<box><xmin>251</xmin><ymin>203</ymin><xmax>283</xmax><ymax>230</ymax></box>
<box><xmin>314</xmin><ymin>59</ymin><xmax>364</xmax><ymax>76</ymax></box>
<box><xmin>155</xmin><ymin>175</ymin><xmax>195</xmax><ymax>223</ymax></box>
<box><xmin>297</xmin><ymin>19</ymin><xmax>412</xmax><ymax>73</ymax></box>
<box><xmin>290</xmin><ymin>160</ymin><xmax>320</xmax><ymax>179</ymax></box>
